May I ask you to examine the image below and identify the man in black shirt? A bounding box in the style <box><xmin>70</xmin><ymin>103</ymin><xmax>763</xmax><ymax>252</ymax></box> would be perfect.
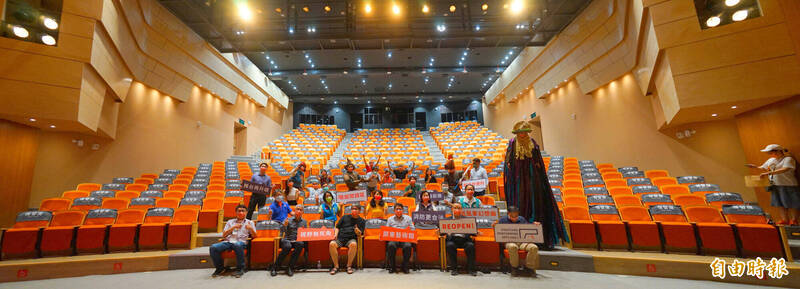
<box><xmin>444</xmin><ymin>204</ymin><xmax>477</xmax><ymax>276</ymax></box>
<box><xmin>272</xmin><ymin>205</ymin><xmax>307</xmax><ymax>277</ymax></box>
<box><xmin>393</xmin><ymin>161</ymin><xmax>415</xmax><ymax>180</ymax></box>
<box><xmin>329</xmin><ymin>205</ymin><xmax>366</xmax><ymax>275</ymax></box>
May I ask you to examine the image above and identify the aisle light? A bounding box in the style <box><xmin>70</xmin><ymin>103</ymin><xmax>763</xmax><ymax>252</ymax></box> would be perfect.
<box><xmin>725</xmin><ymin>0</ymin><xmax>740</xmax><ymax>7</ymax></box>
<box><xmin>449</xmin><ymin>5</ymin><xmax>456</xmax><ymax>13</ymax></box>
<box><xmin>481</xmin><ymin>3</ymin><xmax>488</xmax><ymax>11</ymax></box>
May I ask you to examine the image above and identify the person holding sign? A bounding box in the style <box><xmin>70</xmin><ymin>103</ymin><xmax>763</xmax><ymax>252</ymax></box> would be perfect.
<box><xmin>319</xmin><ymin>191</ymin><xmax>340</xmax><ymax>223</ymax></box>
<box><xmin>496</xmin><ymin>206</ymin><xmax>539</xmax><ymax>275</ymax></box>
<box><xmin>329</xmin><ymin>205</ymin><xmax>366</xmax><ymax>275</ymax></box>
<box><xmin>272</xmin><ymin>205</ymin><xmax>307</xmax><ymax>277</ymax></box>
<box><xmin>460</xmin><ymin>158</ymin><xmax>489</xmax><ymax>196</ymax></box>
<box><xmin>385</xmin><ymin>203</ymin><xmax>415</xmax><ymax>274</ymax></box>
<box><xmin>365</xmin><ymin>191</ymin><xmax>388</xmax><ymax>219</ymax></box>
<box><xmin>459</xmin><ymin>184</ymin><xmax>482</xmax><ymax>209</ymax></box>
<box><xmin>404</xmin><ymin>176</ymin><xmax>424</xmax><ymax>198</ymax></box>
<box><xmin>444</xmin><ymin>204</ymin><xmax>478</xmax><ymax>276</ymax></box>
<box><xmin>343</xmin><ymin>160</ymin><xmax>362</xmax><ymax>191</ymax></box>
<box><xmin>414</xmin><ymin>191</ymin><xmax>438</xmax><ymax>212</ymax></box>
<box><xmin>210</xmin><ymin>205</ymin><xmax>256</xmax><ymax>278</ymax></box>
<box><xmin>246</xmin><ymin>163</ymin><xmax>273</xmax><ymax>220</ymax></box>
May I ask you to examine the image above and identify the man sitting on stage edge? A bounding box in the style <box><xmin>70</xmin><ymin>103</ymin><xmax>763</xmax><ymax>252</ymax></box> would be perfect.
<box><xmin>497</xmin><ymin>206</ymin><xmax>539</xmax><ymax>276</ymax></box>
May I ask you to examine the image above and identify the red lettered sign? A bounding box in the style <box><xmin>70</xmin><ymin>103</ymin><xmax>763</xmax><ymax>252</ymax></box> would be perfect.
<box><xmin>379</xmin><ymin>226</ymin><xmax>418</xmax><ymax>243</ymax></box>
<box><xmin>296</xmin><ymin>227</ymin><xmax>336</xmax><ymax>241</ymax></box>
<box><xmin>338</xmin><ymin>190</ymin><xmax>368</xmax><ymax>204</ymax></box>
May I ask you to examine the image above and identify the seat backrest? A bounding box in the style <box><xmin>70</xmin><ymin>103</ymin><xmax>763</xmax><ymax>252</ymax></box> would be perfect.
<box><xmin>179</xmin><ymin>197</ymin><xmax>204</xmax><ymax>209</ymax></box>
<box><xmin>561</xmin><ymin>187</ymin><xmax>583</xmax><ymax>196</ymax></box>
<box><xmin>640</xmin><ymin>193</ymin><xmax>673</xmax><ymax>205</ymax></box>
<box><xmin>13</xmin><ymin>211</ymin><xmax>53</xmax><ymax>228</ymax></box>
<box><xmin>563</xmin><ymin>196</ymin><xmax>587</xmax><ymax>207</ymax></box>
<box><xmin>722</xmin><ymin>205</ymin><xmax>768</xmax><ymax>224</ymax></box>
<box><xmin>661</xmin><ymin>185</ymin><xmax>690</xmax><ymax>196</ymax></box>
<box><xmin>256</xmin><ymin>220</ymin><xmax>281</xmax><ymax>238</ymax></box>
<box><xmin>71</xmin><ymin>197</ymin><xmax>103</xmax><ymax>210</ymax></box>
<box><xmin>688</xmin><ymin>183</ymin><xmax>721</xmax><ymax>193</ymax></box>
<box><xmin>164</xmin><ymin>191</ymin><xmax>185</xmax><ymax>199</ymax></box>
<box><xmin>40</xmin><ymin>198</ymin><xmax>72</xmax><ymax>212</ymax></box>
<box><xmin>225</xmin><ymin>190</ymin><xmax>245</xmax><ymax>198</ymax></box>
<box><xmin>62</xmin><ymin>190</ymin><xmax>90</xmax><ymax>200</ymax></box>
<box><xmin>632</xmin><ymin>185</ymin><xmax>660</xmax><ymax>194</ymax></box>
<box><xmin>155</xmin><ymin>198</ymin><xmax>181</xmax><ymax>209</ymax></box>
<box><xmin>614</xmin><ymin>195</ymin><xmax>642</xmax><ymax>207</ymax></box>
<box><xmin>705</xmin><ymin>192</ymin><xmax>744</xmax><ymax>207</ymax></box>
<box><xmin>113</xmin><ymin>177</ymin><xmax>135</xmax><ymax>184</ymax></box>
<box><xmin>583</xmin><ymin>178</ymin><xmax>605</xmax><ymax>187</ymax></box>
<box><xmin>619</xmin><ymin>206</ymin><xmax>652</xmax><ymax>221</ymax></box>
<box><xmin>652</xmin><ymin>177</ymin><xmax>678</xmax><ymax>187</ymax></box>
<box><xmin>685</xmin><ymin>206</ymin><xmax>725</xmax><ymax>223</ymax></box>
<box><xmin>587</xmin><ymin>194</ymin><xmax>614</xmax><ymax>205</ymax></box>
<box><xmin>116</xmin><ymin>191</ymin><xmax>140</xmax><ymax>200</ymax></box>
<box><xmin>148</xmin><ymin>184</ymin><xmax>169</xmax><ymax>192</ymax></box>
<box><xmin>365</xmin><ymin>218</ymin><xmax>387</xmax><ymax>235</ymax></box>
<box><xmin>626</xmin><ymin>177</ymin><xmax>652</xmax><ymax>187</ymax></box>
<box><xmin>129</xmin><ymin>197</ymin><xmax>156</xmax><ymax>208</ymax></box>
<box><xmin>84</xmin><ymin>208</ymin><xmax>118</xmax><ymax>225</ymax></box>
<box><xmin>563</xmin><ymin>206</ymin><xmax>591</xmax><ymax>221</ymax></box>
<box><xmin>645</xmin><ymin>170</ymin><xmax>669</xmax><ymax>179</ymax></box>
<box><xmin>101</xmin><ymin>198</ymin><xmax>130</xmax><ymax>210</ymax></box>
<box><xmin>206</xmin><ymin>191</ymin><xmax>225</xmax><ymax>199</ymax></box>
<box><xmin>673</xmin><ymin>194</ymin><xmax>706</xmax><ymax>207</ymax></box>
<box><xmin>607</xmin><ymin>186</ymin><xmax>633</xmax><ymax>196</ymax></box>
<box><xmin>649</xmin><ymin>205</ymin><xmax>687</xmax><ymax>222</ymax></box>
<box><xmin>101</xmin><ymin>183</ymin><xmax>127</xmax><ymax>191</ymax></box>
<box><xmin>588</xmin><ymin>205</ymin><xmax>621</xmax><ymax>221</ymax></box>
<box><xmin>476</xmin><ymin>195</ymin><xmax>495</xmax><ymax>206</ymax></box>
<box><xmin>169</xmin><ymin>184</ymin><xmax>189</xmax><ymax>191</ymax></box>
<box><xmin>583</xmin><ymin>187</ymin><xmax>608</xmax><ymax>195</ymax></box>
<box><xmin>173</xmin><ymin>208</ymin><xmax>199</xmax><ymax>222</ymax></box>
<box><xmin>116</xmin><ymin>209</ymin><xmax>146</xmax><ymax>224</ymax></box>
<box><xmin>50</xmin><ymin>210</ymin><xmax>86</xmax><ymax>227</ymax></box>
<box><xmin>76</xmin><ymin>183</ymin><xmax>102</xmax><ymax>192</ymax></box>
<box><xmin>201</xmin><ymin>198</ymin><xmax>224</xmax><ymax>210</ymax></box>
<box><xmin>185</xmin><ymin>190</ymin><xmax>206</xmax><ymax>199</ymax></box>
<box><xmin>144</xmin><ymin>207</ymin><xmax>174</xmax><ymax>223</ymax></box>
<box><xmin>623</xmin><ymin>171</ymin><xmax>645</xmax><ymax>179</ymax></box>
<box><xmin>676</xmin><ymin>176</ymin><xmax>705</xmax><ymax>184</ymax></box>
<box><xmin>140</xmin><ymin>190</ymin><xmax>164</xmax><ymax>199</ymax></box>
<box><xmin>310</xmin><ymin>219</ymin><xmax>335</xmax><ymax>229</ymax></box>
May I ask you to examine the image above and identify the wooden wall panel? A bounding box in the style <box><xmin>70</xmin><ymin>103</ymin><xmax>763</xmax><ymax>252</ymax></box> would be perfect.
<box><xmin>735</xmin><ymin>95</ymin><xmax>800</xmax><ymax>219</ymax></box>
<box><xmin>0</xmin><ymin>120</ymin><xmax>40</xmax><ymax>227</ymax></box>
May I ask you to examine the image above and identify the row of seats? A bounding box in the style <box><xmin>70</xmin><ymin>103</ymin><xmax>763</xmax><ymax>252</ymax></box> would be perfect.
<box><xmin>1</xmin><ymin>207</ymin><xmax>198</xmax><ymax>260</ymax></box>
<box><xmin>343</xmin><ymin>129</ymin><xmax>432</xmax><ymax>163</ymax></box>
<box><xmin>264</xmin><ymin>124</ymin><xmax>346</xmax><ymax>170</ymax></box>
<box><xmin>430</xmin><ymin>121</ymin><xmax>508</xmax><ymax>167</ymax></box>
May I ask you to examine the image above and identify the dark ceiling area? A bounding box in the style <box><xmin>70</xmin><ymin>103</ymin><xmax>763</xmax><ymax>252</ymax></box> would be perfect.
<box><xmin>157</xmin><ymin>0</ymin><xmax>591</xmax><ymax>104</ymax></box>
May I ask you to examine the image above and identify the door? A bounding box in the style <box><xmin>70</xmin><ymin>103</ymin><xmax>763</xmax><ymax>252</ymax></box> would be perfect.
<box><xmin>415</xmin><ymin>112</ymin><xmax>427</xmax><ymax>131</ymax></box>
<box><xmin>234</xmin><ymin>122</ymin><xmax>247</xmax><ymax>156</ymax></box>
<box><xmin>350</xmin><ymin>113</ymin><xmax>363</xmax><ymax>132</ymax></box>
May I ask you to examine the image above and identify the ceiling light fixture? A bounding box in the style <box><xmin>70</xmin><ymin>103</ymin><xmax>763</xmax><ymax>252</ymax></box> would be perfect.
<box><xmin>449</xmin><ymin>5</ymin><xmax>456</xmax><ymax>13</ymax></box>
<box><xmin>706</xmin><ymin>16</ymin><xmax>721</xmax><ymax>27</ymax></box>
<box><xmin>49</xmin><ymin>125</ymin><xmax>56</xmax><ymax>128</ymax></box>
<box><xmin>481</xmin><ymin>3</ymin><xmax>488</xmax><ymax>11</ymax></box>
<box><xmin>725</xmin><ymin>0</ymin><xmax>740</xmax><ymax>7</ymax></box>
<box><xmin>43</xmin><ymin>17</ymin><xmax>58</xmax><ymax>30</ymax></box>
<box><xmin>732</xmin><ymin>9</ymin><xmax>748</xmax><ymax>21</ymax></box>
<box><xmin>41</xmin><ymin>34</ymin><xmax>56</xmax><ymax>45</ymax></box>
<box><xmin>29</xmin><ymin>118</ymin><xmax>36</xmax><ymax>122</ymax></box>
<box><xmin>731</xmin><ymin>105</ymin><xmax>738</xmax><ymax>109</ymax></box>
<box><xmin>392</xmin><ymin>4</ymin><xmax>401</xmax><ymax>15</ymax></box>
<box><xmin>237</xmin><ymin>2</ymin><xmax>253</xmax><ymax>21</ymax></box>
<box><xmin>302</xmin><ymin>6</ymin><xmax>309</xmax><ymax>12</ymax></box>
<box><xmin>12</xmin><ymin>26</ymin><xmax>29</xmax><ymax>38</ymax></box>
<box><xmin>436</xmin><ymin>24</ymin><xmax>446</xmax><ymax>32</ymax></box>
<box><xmin>510</xmin><ymin>0</ymin><xmax>524</xmax><ymax>14</ymax></box>
<box><xmin>364</xmin><ymin>3</ymin><xmax>373</xmax><ymax>14</ymax></box>
<box><xmin>422</xmin><ymin>4</ymin><xmax>429</xmax><ymax>13</ymax></box>
<box><xmin>324</xmin><ymin>5</ymin><xmax>331</xmax><ymax>12</ymax></box>
<box><xmin>711</xmin><ymin>113</ymin><xmax>718</xmax><ymax>117</ymax></box>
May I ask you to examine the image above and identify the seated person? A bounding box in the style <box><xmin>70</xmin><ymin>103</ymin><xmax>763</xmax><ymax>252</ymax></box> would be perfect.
<box><xmin>268</xmin><ymin>193</ymin><xmax>292</xmax><ymax>223</ymax></box>
<box><xmin>393</xmin><ymin>161</ymin><xmax>415</xmax><ymax>180</ymax></box>
<box><xmin>319</xmin><ymin>191</ymin><xmax>339</xmax><ymax>223</ymax></box>
<box><xmin>404</xmin><ymin>176</ymin><xmax>424</xmax><ymax>198</ymax></box>
<box><xmin>307</xmin><ymin>182</ymin><xmax>324</xmax><ymax>203</ymax></box>
<box><xmin>496</xmin><ymin>206</ymin><xmax>539</xmax><ymax>275</ymax></box>
<box><xmin>365</xmin><ymin>190</ymin><xmax>388</xmax><ymax>219</ymax></box>
<box><xmin>329</xmin><ymin>205</ymin><xmax>366</xmax><ymax>275</ymax></box>
<box><xmin>284</xmin><ymin>180</ymin><xmax>302</xmax><ymax>206</ymax></box>
<box><xmin>209</xmin><ymin>205</ymin><xmax>256</xmax><ymax>278</ymax></box>
<box><xmin>414</xmin><ymin>191</ymin><xmax>438</xmax><ymax>212</ymax></box>
<box><xmin>444</xmin><ymin>204</ymin><xmax>477</xmax><ymax>276</ymax></box>
<box><xmin>271</xmin><ymin>205</ymin><xmax>307</xmax><ymax>277</ymax></box>
<box><xmin>381</xmin><ymin>168</ymin><xmax>394</xmax><ymax>184</ymax></box>
<box><xmin>385</xmin><ymin>203</ymin><xmax>415</xmax><ymax>274</ymax></box>
<box><xmin>318</xmin><ymin>169</ymin><xmax>333</xmax><ymax>188</ymax></box>
<box><xmin>423</xmin><ymin>168</ymin><xmax>437</xmax><ymax>184</ymax></box>
<box><xmin>458</xmin><ymin>184</ymin><xmax>482</xmax><ymax>209</ymax></box>
<box><xmin>343</xmin><ymin>161</ymin><xmax>363</xmax><ymax>191</ymax></box>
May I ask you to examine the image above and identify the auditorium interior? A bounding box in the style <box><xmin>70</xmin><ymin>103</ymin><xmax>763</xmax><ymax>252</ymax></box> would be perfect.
<box><xmin>1</xmin><ymin>0</ymin><xmax>799</xmax><ymax>288</ymax></box>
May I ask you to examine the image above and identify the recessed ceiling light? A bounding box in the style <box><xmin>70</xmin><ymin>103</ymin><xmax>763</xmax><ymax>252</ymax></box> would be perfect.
<box><xmin>41</xmin><ymin>35</ymin><xmax>56</xmax><ymax>45</ymax></box>
<box><xmin>711</xmin><ymin>113</ymin><xmax>718</xmax><ymax>117</ymax></box>
<box><xmin>29</xmin><ymin>118</ymin><xmax>36</xmax><ymax>122</ymax></box>
<box><xmin>392</xmin><ymin>4</ymin><xmax>401</xmax><ymax>15</ymax></box>
<box><xmin>725</xmin><ymin>0</ymin><xmax>740</xmax><ymax>7</ymax></box>
<box><xmin>12</xmin><ymin>26</ymin><xmax>29</xmax><ymax>38</ymax></box>
<box><xmin>449</xmin><ymin>5</ymin><xmax>456</xmax><ymax>13</ymax></box>
<box><xmin>43</xmin><ymin>17</ymin><xmax>58</xmax><ymax>30</ymax></box>
<box><xmin>731</xmin><ymin>105</ymin><xmax>738</xmax><ymax>109</ymax></box>
<box><xmin>481</xmin><ymin>3</ymin><xmax>488</xmax><ymax>11</ymax></box>
<box><xmin>334</xmin><ymin>100</ymin><xmax>338</xmax><ymax>104</ymax></box>
<box><xmin>422</xmin><ymin>4</ymin><xmax>429</xmax><ymax>13</ymax></box>
<box><xmin>732</xmin><ymin>10</ymin><xmax>748</xmax><ymax>21</ymax></box>
<box><xmin>706</xmin><ymin>16</ymin><xmax>721</xmax><ymax>27</ymax></box>
<box><xmin>49</xmin><ymin>125</ymin><xmax>56</xmax><ymax>128</ymax></box>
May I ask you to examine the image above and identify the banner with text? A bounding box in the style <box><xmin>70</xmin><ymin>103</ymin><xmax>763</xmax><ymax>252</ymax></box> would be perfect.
<box><xmin>438</xmin><ymin>218</ymin><xmax>478</xmax><ymax>234</ymax></box>
<box><xmin>461</xmin><ymin>207</ymin><xmax>499</xmax><ymax>221</ymax></box>
<box><xmin>296</xmin><ymin>227</ymin><xmax>336</xmax><ymax>242</ymax></box>
<box><xmin>460</xmin><ymin>179</ymin><xmax>487</xmax><ymax>192</ymax></box>
<box><xmin>417</xmin><ymin>191</ymin><xmax>445</xmax><ymax>203</ymax></box>
<box><xmin>242</xmin><ymin>180</ymin><xmax>270</xmax><ymax>195</ymax></box>
<box><xmin>338</xmin><ymin>190</ymin><xmax>368</xmax><ymax>204</ymax></box>
<box><xmin>494</xmin><ymin>223</ymin><xmax>544</xmax><ymax>243</ymax></box>
<box><xmin>412</xmin><ymin>211</ymin><xmax>447</xmax><ymax>224</ymax></box>
<box><xmin>379</xmin><ymin>226</ymin><xmax>418</xmax><ymax>243</ymax></box>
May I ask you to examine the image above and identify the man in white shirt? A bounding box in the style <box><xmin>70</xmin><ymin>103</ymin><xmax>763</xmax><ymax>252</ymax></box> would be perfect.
<box><xmin>746</xmin><ymin>144</ymin><xmax>800</xmax><ymax>225</ymax></box>
<box><xmin>210</xmin><ymin>205</ymin><xmax>256</xmax><ymax>277</ymax></box>
<box><xmin>385</xmin><ymin>203</ymin><xmax>415</xmax><ymax>274</ymax></box>
<box><xmin>460</xmin><ymin>158</ymin><xmax>489</xmax><ymax>196</ymax></box>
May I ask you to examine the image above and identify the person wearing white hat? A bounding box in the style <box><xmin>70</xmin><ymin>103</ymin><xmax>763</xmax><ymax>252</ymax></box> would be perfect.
<box><xmin>746</xmin><ymin>144</ymin><xmax>799</xmax><ymax>225</ymax></box>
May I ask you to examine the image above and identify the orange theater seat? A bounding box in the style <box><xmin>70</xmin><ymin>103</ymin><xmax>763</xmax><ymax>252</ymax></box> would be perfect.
<box><xmin>661</xmin><ymin>185</ymin><xmax>691</xmax><ymax>196</ymax></box>
<box><xmin>640</xmin><ymin>193</ymin><xmax>673</xmax><ymax>206</ymax></box>
<box><xmin>39</xmin><ymin>198</ymin><xmax>71</xmax><ymax>212</ymax></box>
<box><xmin>362</xmin><ymin>219</ymin><xmax>388</xmax><ymax>266</ymax></box>
<box><xmin>650</xmin><ymin>205</ymin><xmax>697</xmax><ymax>254</ymax></box>
<box><xmin>224</xmin><ymin>191</ymin><xmax>246</xmax><ymax>218</ymax></box>
<box><xmin>61</xmin><ymin>190</ymin><xmax>89</xmax><ymax>200</ymax></box>
<box><xmin>476</xmin><ymin>196</ymin><xmax>495</xmax><ymax>206</ymax></box>
<box><xmin>563</xmin><ymin>196</ymin><xmax>588</xmax><ymax>207</ymax></box>
<box><xmin>164</xmin><ymin>191</ymin><xmax>185</xmax><ymax>199</ymax></box>
<box><xmin>607</xmin><ymin>186</ymin><xmax>632</xmax><ymax>196</ymax></box>
<box><xmin>76</xmin><ymin>183</ymin><xmax>102</xmax><ymax>192</ymax></box>
<box><xmin>613</xmin><ymin>195</ymin><xmax>641</xmax><ymax>207</ymax></box>
<box><xmin>116</xmin><ymin>190</ymin><xmax>140</xmax><ymax>200</ymax></box>
<box><xmin>102</xmin><ymin>198</ymin><xmax>130</xmax><ymax>210</ymax></box>
<box><xmin>1</xmin><ymin>211</ymin><xmax>53</xmax><ymax>259</ymax></box>
<box><xmin>619</xmin><ymin>206</ymin><xmax>661</xmax><ymax>251</ymax></box>
<box><xmin>126</xmin><ymin>184</ymin><xmax>148</xmax><ymax>192</ymax></box>
<box><xmin>138</xmin><ymin>208</ymin><xmax>174</xmax><ymax>251</ymax></box>
<box><xmin>645</xmin><ymin>170</ymin><xmax>669</xmax><ymax>179</ymax></box>
<box><xmin>563</xmin><ymin>206</ymin><xmax>597</xmax><ymax>249</ymax></box>
<box><xmin>76</xmin><ymin>209</ymin><xmax>118</xmax><ymax>254</ymax></box>
<box><xmin>705</xmin><ymin>192</ymin><xmax>744</xmax><ymax>209</ymax></box>
<box><xmin>167</xmin><ymin>208</ymin><xmax>199</xmax><ymax>249</ymax></box>
<box><xmin>108</xmin><ymin>209</ymin><xmax>146</xmax><ymax>252</ymax></box>
<box><xmin>41</xmin><ymin>211</ymin><xmax>86</xmax><ymax>257</ymax></box>
<box><xmin>685</xmin><ymin>206</ymin><xmax>737</xmax><ymax>256</ymax></box>
<box><xmin>589</xmin><ymin>205</ymin><xmax>628</xmax><ymax>250</ymax></box>
<box><xmin>134</xmin><ymin>178</ymin><xmax>155</xmax><ymax>185</ymax></box>
<box><xmin>722</xmin><ymin>205</ymin><xmax>784</xmax><ymax>258</ymax></box>
<box><xmin>415</xmin><ymin>225</ymin><xmax>443</xmax><ymax>269</ymax></box>
<box><xmin>155</xmin><ymin>198</ymin><xmax>181</xmax><ymax>209</ymax></box>
<box><xmin>199</xmin><ymin>198</ymin><xmax>224</xmax><ymax>232</ymax></box>
<box><xmin>652</xmin><ymin>177</ymin><xmax>678</xmax><ymax>188</ymax></box>
<box><xmin>250</xmin><ymin>220</ymin><xmax>281</xmax><ymax>269</ymax></box>
<box><xmin>673</xmin><ymin>194</ymin><xmax>706</xmax><ymax>208</ymax></box>
<box><xmin>474</xmin><ymin>219</ymin><xmax>500</xmax><ymax>268</ymax></box>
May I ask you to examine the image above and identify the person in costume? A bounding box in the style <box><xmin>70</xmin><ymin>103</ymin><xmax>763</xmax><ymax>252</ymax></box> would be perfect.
<box><xmin>503</xmin><ymin>120</ymin><xmax>568</xmax><ymax>249</ymax></box>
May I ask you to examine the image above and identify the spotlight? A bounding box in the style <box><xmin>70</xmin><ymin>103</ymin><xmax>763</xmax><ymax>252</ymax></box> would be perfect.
<box><xmin>711</xmin><ymin>113</ymin><xmax>718</xmax><ymax>117</ymax></box>
<box><xmin>422</xmin><ymin>4</ymin><xmax>429</xmax><ymax>13</ymax></box>
<box><xmin>731</xmin><ymin>105</ymin><xmax>738</xmax><ymax>109</ymax></box>
<box><xmin>49</xmin><ymin>125</ymin><xmax>56</xmax><ymax>128</ymax></box>
<box><xmin>449</xmin><ymin>5</ymin><xmax>456</xmax><ymax>13</ymax></box>
<box><xmin>475</xmin><ymin>25</ymin><xmax>481</xmax><ymax>31</ymax></box>
<box><xmin>41</xmin><ymin>34</ymin><xmax>56</xmax><ymax>45</ymax></box>
<box><xmin>364</xmin><ymin>3</ymin><xmax>372</xmax><ymax>14</ymax></box>
<box><xmin>706</xmin><ymin>16</ymin><xmax>721</xmax><ymax>27</ymax></box>
<box><xmin>725</xmin><ymin>0</ymin><xmax>740</xmax><ymax>7</ymax></box>
<box><xmin>302</xmin><ymin>6</ymin><xmax>310</xmax><ymax>13</ymax></box>
<box><xmin>237</xmin><ymin>2</ymin><xmax>253</xmax><ymax>21</ymax></box>
<box><xmin>392</xmin><ymin>4</ymin><xmax>401</xmax><ymax>15</ymax></box>
<box><xmin>324</xmin><ymin>5</ymin><xmax>331</xmax><ymax>12</ymax></box>
<box><xmin>732</xmin><ymin>9</ymin><xmax>748</xmax><ymax>21</ymax></box>
<box><xmin>510</xmin><ymin>0</ymin><xmax>523</xmax><ymax>14</ymax></box>
<box><xmin>481</xmin><ymin>3</ymin><xmax>488</xmax><ymax>11</ymax></box>
<box><xmin>29</xmin><ymin>118</ymin><xmax>36</xmax><ymax>122</ymax></box>
<box><xmin>436</xmin><ymin>24</ymin><xmax>446</xmax><ymax>32</ymax></box>
<box><xmin>43</xmin><ymin>17</ymin><xmax>58</xmax><ymax>30</ymax></box>
<box><xmin>12</xmin><ymin>26</ymin><xmax>29</xmax><ymax>38</ymax></box>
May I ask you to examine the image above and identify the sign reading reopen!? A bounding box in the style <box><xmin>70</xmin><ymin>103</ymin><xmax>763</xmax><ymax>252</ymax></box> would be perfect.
<box><xmin>438</xmin><ymin>218</ymin><xmax>478</xmax><ymax>234</ymax></box>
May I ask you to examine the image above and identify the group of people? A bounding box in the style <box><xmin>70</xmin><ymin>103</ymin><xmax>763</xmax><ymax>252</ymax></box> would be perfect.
<box><xmin>208</xmin><ymin>158</ymin><xmax>537</xmax><ymax>278</ymax></box>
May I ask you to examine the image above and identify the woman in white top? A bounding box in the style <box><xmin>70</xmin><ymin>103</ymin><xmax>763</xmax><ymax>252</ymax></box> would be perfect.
<box><xmin>746</xmin><ymin>144</ymin><xmax>799</xmax><ymax>225</ymax></box>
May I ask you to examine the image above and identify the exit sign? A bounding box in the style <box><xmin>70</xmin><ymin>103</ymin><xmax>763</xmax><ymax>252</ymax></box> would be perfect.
<box><xmin>530</xmin><ymin>112</ymin><xmax>537</xmax><ymax>119</ymax></box>
<box><xmin>238</xmin><ymin>118</ymin><xmax>246</xmax><ymax>125</ymax></box>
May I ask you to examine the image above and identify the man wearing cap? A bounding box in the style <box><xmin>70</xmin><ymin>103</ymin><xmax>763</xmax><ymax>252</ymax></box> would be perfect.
<box><xmin>746</xmin><ymin>144</ymin><xmax>799</xmax><ymax>225</ymax></box>
<box><xmin>460</xmin><ymin>158</ymin><xmax>489</xmax><ymax>197</ymax></box>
